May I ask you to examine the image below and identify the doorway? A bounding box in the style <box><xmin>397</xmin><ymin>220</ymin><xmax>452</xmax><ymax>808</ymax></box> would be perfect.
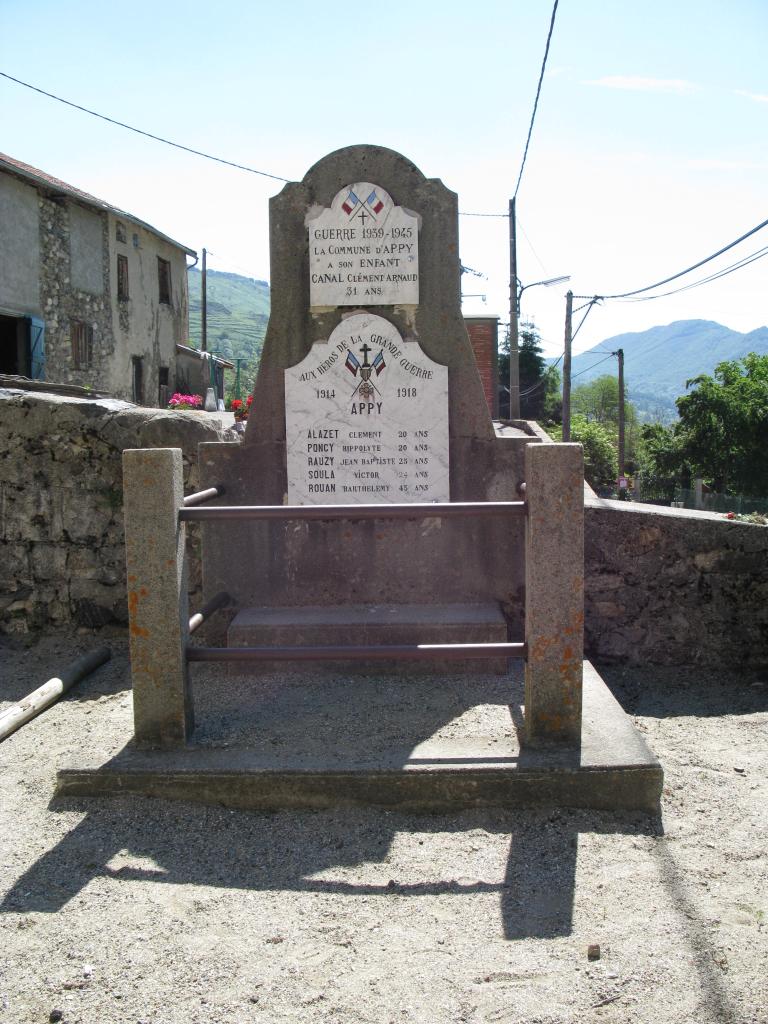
<box><xmin>0</xmin><ymin>315</ymin><xmax>29</xmax><ymax>376</ymax></box>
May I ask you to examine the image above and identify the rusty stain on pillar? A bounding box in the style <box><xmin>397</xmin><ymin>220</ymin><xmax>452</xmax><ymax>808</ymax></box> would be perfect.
<box><xmin>123</xmin><ymin>448</ymin><xmax>193</xmax><ymax>747</ymax></box>
<box><xmin>524</xmin><ymin>442</ymin><xmax>584</xmax><ymax>744</ymax></box>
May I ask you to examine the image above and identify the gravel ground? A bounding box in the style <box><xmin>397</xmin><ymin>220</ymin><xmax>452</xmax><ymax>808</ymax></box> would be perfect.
<box><xmin>1</xmin><ymin>633</ymin><xmax>767</xmax><ymax>1024</ymax></box>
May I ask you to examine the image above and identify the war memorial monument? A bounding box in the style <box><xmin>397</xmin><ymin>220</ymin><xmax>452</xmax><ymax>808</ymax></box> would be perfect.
<box><xmin>58</xmin><ymin>146</ymin><xmax>662</xmax><ymax>812</ymax></box>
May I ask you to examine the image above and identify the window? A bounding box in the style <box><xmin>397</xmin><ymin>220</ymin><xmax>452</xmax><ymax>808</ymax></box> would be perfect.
<box><xmin>115</xmin><ymin>221</ymin><xmax>127</xmax><ymax>244</ymax></box>
<box><xmin>132</xmin><ymin>356</ymin><xmax>144</xmax><ymax>404</ymax></box>
<box><xmin>157</xmin><ymin>257</ymin><xmax>171</xmax><ymax>304</ymax></box>
<box><xmin>117</xmin><ymin>254</ymin><xmax>129</xmax><ymax>301</ymax></box>
<box><xmin>71</xmin><ymin>321</ymin><xmax>93</xmax><ymax>369</ymax></box>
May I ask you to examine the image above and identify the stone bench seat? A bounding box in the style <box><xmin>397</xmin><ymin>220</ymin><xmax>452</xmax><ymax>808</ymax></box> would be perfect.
<box><xmin>227</xmin><ymin>602</ymin><xmax>509</xmax><ymax>674</ymax></box>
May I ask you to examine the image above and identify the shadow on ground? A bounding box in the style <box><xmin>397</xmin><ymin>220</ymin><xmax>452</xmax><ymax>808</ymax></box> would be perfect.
<box><xmin>0</xmin><ymin>797</ymin><xmax>660</xmax><ymax>941</ymax></box>
<box><xmin>598</xmin><ymin>663</ymin><xmax>768</xmax><ymax>718</ymax></box>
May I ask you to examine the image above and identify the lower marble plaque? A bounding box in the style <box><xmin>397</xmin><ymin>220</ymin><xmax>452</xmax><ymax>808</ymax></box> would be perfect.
<box><xmin>285</xmin><ymin>313</ymin><xmax>449</xmax><ymax>505</ymax></box>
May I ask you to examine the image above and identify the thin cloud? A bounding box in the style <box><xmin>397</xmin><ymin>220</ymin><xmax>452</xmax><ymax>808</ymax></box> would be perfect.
<box><xmin>587</xmin><ymin>76</ymin><xmax>698</xmax><ymax>95</ymax></box>
<box><xmin>735</xmin><ymin>88</ymin><xmax>768</xmax><ymax>104</ymax></box>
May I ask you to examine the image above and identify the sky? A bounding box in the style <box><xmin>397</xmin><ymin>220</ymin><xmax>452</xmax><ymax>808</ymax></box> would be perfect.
<box><xmin>1</xmin><ymin>0</ymin><xmax>766</xmax><ymax>357</ymax></box>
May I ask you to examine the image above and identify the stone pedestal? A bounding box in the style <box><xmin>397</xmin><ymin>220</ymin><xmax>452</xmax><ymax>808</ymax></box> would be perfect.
<box><xmin>524</xmin><ymin>443</ymin><xmax>584</xmax><ymax>744</ymax></box>
<box><xmin>123</xmin><ymin>448</ymin><xmax>192</xmax><ymax>747</ymax></box>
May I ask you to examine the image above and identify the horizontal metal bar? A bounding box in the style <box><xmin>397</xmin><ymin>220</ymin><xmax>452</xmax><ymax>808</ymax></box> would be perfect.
<box><xmin>182</xmin><ymin>485</ymin><xmax>225</xmax><ymax>508</ymax></box>
<box><xmin>188</xmin><ymin>591</ymin><xmax>231</xmax><ymax>635</ymax></box>
<box><xmin>187</xmin><ymin>642</ymin><xmax>526</xmax><ymax>662</ymax></box>
<box><xmin>180</xmin><ymin>500</ymin><xmax>526</xmax><ymax>523</ymax></box>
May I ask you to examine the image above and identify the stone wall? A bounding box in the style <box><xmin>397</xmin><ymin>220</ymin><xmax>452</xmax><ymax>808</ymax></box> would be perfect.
<box><xmin>38</xmin><ymin>195</ymin><xmax>115</xmax><ymax>390</ymax></box>
<box><xmin>0</xmin><ymin>389</ymin><xmax>234</xmax><ymax>634</ymax></box>
<box><xmin>585</xmin><ymin>497</ymin><xmax>768</xmax><ymax>668</ymax></box>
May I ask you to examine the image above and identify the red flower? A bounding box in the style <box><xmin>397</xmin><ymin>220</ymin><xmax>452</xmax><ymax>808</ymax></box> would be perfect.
<box><xmin>231</xmin><ymin>399</ymin><xmax>243</xmax><ymax>411</ymax></box>
<box><xmin>246</xmin><ymin>394</ymin><xmax>254</xmax><ymax>407</ymax></box>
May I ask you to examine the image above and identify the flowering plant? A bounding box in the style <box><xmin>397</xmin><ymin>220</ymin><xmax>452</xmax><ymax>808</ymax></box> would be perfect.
<box><xmin>168</xmin><ymin>392</ymin><xmax>203</xmax><ymax>410</ymax></box>
<box><xmin>231</xmin><ymin>395</ymin><xmax>253</xmax><ymax>420</ymax></box>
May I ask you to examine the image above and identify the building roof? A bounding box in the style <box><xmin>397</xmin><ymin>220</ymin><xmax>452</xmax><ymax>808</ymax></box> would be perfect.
<box><xmin>0</xmin><ymin>152</ymin><xmax>197</xmax><ymax>257</ymax></box>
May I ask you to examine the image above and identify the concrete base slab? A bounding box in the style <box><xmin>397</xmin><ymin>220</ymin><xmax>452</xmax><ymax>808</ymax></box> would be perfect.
<box><xmin>57</xmin><ymin>662</ymin><xmax>662</xmax><ymax>812</ymax></box>
<box><xmin>228</xmin><ymin>603</ymin><xmax>509</xmax><ymax>673</ymax></box>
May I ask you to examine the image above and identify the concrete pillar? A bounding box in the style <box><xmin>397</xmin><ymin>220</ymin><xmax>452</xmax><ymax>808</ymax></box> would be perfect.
<box><xmin>123</xmin><ymin>448</ymin><xmax>193</xmax><ymax>747</ymax></box>
<box><xmin>524</xmin><ymin>442</ymin><xmax>584</xmax><ymax>744</ymax></box>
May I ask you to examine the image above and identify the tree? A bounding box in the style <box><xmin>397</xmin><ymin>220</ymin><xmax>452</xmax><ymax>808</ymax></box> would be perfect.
<box><xmin>570</xmin><ymin>373</ymin><xmax>639</xmax><ymax>467</ymax></box>
<box><xmin>636</xmin><ymin>422</ymin><xmax>686</xmax><ymax>501</ymax></box>
<box><xmin>676</xmin><ymin>353</ymin><xmax>768</xmax><ymax>496</ymax></box>
<box><xmin>549</xmin><ymin>415</ymin><xmax>618</xmax><ymax>491</ymax></box>
<box><xmin>498</xmin><ymin>321</ymin><xmax>560</xmax><ymax>421</ymax></box>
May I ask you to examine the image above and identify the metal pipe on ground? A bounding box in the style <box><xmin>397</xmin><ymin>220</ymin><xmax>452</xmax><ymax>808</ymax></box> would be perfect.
<box><xmin>188</xmin><ymin>591</ymin><xmax>231</xmax><ymax>635</ymax></box>
<box><xmin>0</xmin><ymin>646</ymin><xmax>111</xmax><ymax>743</ymax></box>
<box><xmin>182</xmin><ymin>485</ymin><xmax>225</xmax><ymax>508</ymax></box>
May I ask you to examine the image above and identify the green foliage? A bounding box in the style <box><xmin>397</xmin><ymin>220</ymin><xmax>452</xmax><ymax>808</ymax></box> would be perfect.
<box><xmin>636</xmin><ymin>422</ymin><xmax>685</xmax><ymax>501</ymax></box>
<box><xmin>549</xmin><ymin>416</ymin><xmax>618</xmax><ymax>490</ymax></box>
<box><xmin>675</xmin><ymin>353</ymin><xmax>768</xmax><ymax>496</ymax></box>
<box><xmin>570</xmin><ymin>373</ymin><xmax>639</xmax><ymax>463</ymax></box>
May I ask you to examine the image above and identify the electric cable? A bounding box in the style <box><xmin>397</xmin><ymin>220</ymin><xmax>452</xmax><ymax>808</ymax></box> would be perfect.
<box><xmin>571</xmin><ymin>298</ymin><xmax>599</xmax><ymax>343</ymax></box>
<box><xmin>621</xmin><ymin>244</ymin><xmax>768</xmax><ymax>302</ymax></box>
<box><xmin>0</xmin><ymin>71</ymin><xmax>290</xmax><ymax>183</ymax></box>
<box><xmin>574</xmin><ymin>216</ymin><xmax>768</xmax><ymax>300</ymax></box>
<box><xmin>573</xmin><ymin>354</ymin><xmax>618</xmax><ymax>382</ymax></box>
<box><xmin>513</xmin><ymin>0</ymin><xmax>560</xmax><ymax>199</ymax></box>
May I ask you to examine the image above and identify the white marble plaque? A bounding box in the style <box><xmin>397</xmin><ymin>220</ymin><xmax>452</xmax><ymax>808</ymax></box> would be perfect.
<box><xmin>285</xmin><ymin>313</ymin><xmax>448</xmax><ymax>505</ymax></box>
<box><xmin>307</xmin><ymin>183</ymin><xmax>419</xmax><ymax>307</ymax></box>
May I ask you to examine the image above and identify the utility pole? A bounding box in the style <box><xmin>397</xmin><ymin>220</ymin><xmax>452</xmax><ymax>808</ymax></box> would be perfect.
<box><xmin>562</xmin><ymin>290</ymin><xmax>573</xmax><ymax>441</ymax></box>
<box><xmin>201</xmin><ymin>247</ymin><xmax>208</xmax><ymax>353</ymax></box>
<box><xmin>508</xmin><ymin>198</ymin><xmax>520</xmax><ymax>420</ymax></box>
<box><xmin>616</xmin><ymin>346</ymin><xmax>626</xmax><ymax>498</ymax></box>
<box><xmin>233</xmin><ymin>357</ymin><xmax>245</xmax><ymax>401</ymax></box>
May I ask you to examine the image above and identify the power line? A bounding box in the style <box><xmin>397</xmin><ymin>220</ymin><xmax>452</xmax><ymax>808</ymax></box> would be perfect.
<box><xmin>0</xmin><ymin>71</ymin><xmax>290</xmax><ymax>183</ymax></box>
<box><xmin>513</xmin><ymin>0</ymin><xmax>560</xmax><ymax>199</ymax></box>
<box><xmin>516</xmin><ymin>215</ymin><xmax>549</xmax><ymax>275</ymax></box>
<box><xmin>519</xmin><ymin>351</ymin><xmax>564</xmax><ymax>398</ymax></box>
<box><xmin>622</xmin><ymin>244</ymin><xmax>768</xmax><ymax>302</ymax></box>
<box><xmin>570</xmin><ymin>352</ymin><xmax>616</xmax><ymax>381</ymax></box>
<box><xmin>0</xmin><ymin>70</ymin><xmax>524</xmax><ymax>219</ymax></box>
<box><xmin>574</xmin><ymin>215</ymin><xmax>768</xmax><ymax>301</ymax></box>
<box><xmin>571</xmin><ymin>298</ymin><xmax>600</xmax><ymax>342</ymax></box>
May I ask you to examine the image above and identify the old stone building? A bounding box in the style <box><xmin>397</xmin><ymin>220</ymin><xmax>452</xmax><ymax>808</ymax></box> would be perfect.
<box><xmin>0</xmin><ymin>152</ymin><xmax>196</xmax><ymax>405</ymax></box>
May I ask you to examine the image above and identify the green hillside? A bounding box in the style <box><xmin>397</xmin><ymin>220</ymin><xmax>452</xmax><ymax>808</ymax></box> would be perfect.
<box><xmin>187</xmin><ymin>268</ymin><xmax>270</xmax><ymax>393</ymax></box>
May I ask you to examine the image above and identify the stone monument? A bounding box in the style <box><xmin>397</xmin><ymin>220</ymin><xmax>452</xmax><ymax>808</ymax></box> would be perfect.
<box><xmin>198</xmin><ymin>146</ymin><xmax>533</xmax><ymax>634</ymax></box>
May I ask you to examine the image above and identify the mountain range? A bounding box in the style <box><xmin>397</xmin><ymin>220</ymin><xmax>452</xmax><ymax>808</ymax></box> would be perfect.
<box><xmin>187</xmin><ymin>268</ymin><xmax>270</xmax><ymax>390</ymax></box>
<box><xmin>565</xmin><ymin>320</ymin><xmax>768</xmax><ymax>421</ymax></box>
<box><xmin>186</xmin><ymin>270</ymin><xmax>768</xmax><ymax>420</ymax></box>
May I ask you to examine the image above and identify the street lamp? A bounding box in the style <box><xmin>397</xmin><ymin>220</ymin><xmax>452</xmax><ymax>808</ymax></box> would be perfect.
<box><xmin>516</xmin><ymin>275</ymin><xmax>571</xmax><ymax>313</ymax></box>
<box><xmin>508</xmin><ymin>273</ymin><xmax>570</xmax><ymax>419</ymax></box>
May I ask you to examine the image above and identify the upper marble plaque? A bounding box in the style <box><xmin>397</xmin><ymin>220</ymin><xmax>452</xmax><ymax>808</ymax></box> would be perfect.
<box><xmin>307</xmin><ymin>183</ymin><xmax>419</xmax><ymax>307</ymax></box>
<box><xmin>285</xmin><ymin>313</ymin><xmax>448</xmax><ymax>505</ymax></box>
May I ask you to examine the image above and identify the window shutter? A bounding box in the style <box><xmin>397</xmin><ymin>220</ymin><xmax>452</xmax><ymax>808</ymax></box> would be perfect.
<box><xmin>28</xmin><ymin>317</ymin><xmax>46</xmax><ymax>380</ymax></box>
